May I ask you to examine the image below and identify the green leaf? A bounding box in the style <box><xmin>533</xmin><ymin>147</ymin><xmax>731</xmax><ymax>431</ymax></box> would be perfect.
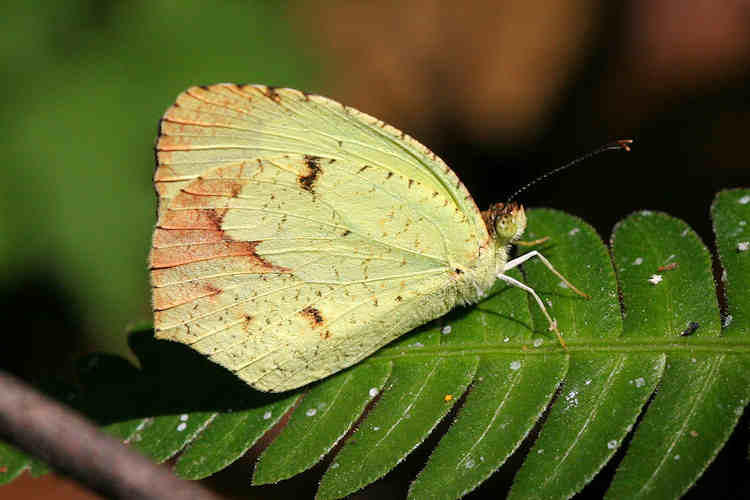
<box><xmin>605</xmin><ymin>353</ymin><xmax>750</xmax><ymax>500</ymax></box>
<box><xmin>510</xmin><ymin>352</ymin><xmax>665</xmax><ymax>500</ymax></box>
<box><xmin>174</xmin><ymin>390</ymin><xmax>298</xmax><ymax>480</ymax></box>
<box><xmin>711</xmin><ymin>189</ymin><xmax>750</xmax><ymax>335</ymax></box>
<box><xmin>3</xmin><ymin>192</ymin><xmax>750</xmax><ymax>499</ymax></box>
<box><xmin>521</xmin><ymin>209</ymin><xmax>623</xmax><ymax>342</ymax></box>
<box><xmin>317</xmin><ymin>351</ymin><xmax>479</xmax><ymax>500</ymax></box>
<box><xmin>507</xmin><ymin>210</ymin><xmax>665</xmax><ymax>500</ymax></box>
<box><xmin>127</xmin><ymin>412</ymin><xmax>218</xmax><ymax>463</ymax></box>
<box><xmin>611</xmin><ymin>211</ymin><xmax>720</xmax><ymax>338</ymax></box>
<box><xmin>604</xmin><ymin>204</ymin><xmax>750</xmax><ymax>499</ymax></box>
<box><xmin>253</xmin><ymin>361</ymin><xmax>392</xmax><ymax>484</ymax></box>
<box><xmin>0</xmin><ymin>442</ymin><xmax>29</xmax><ymax>484</ymax></box>
<box><xmin>410</xmin><ymin>355</ymin><xmax>568</xmax><ymax>500</ymax></box>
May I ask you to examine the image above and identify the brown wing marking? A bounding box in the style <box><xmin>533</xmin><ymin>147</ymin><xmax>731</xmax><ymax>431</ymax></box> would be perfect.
<box><xmin>298</xmin><ymin>155</ymin><xmax>322</xmax><ymax>193</ymax></box>
<box><xmin>151</xmin><ymin>175</ymin><xmax>292</xmax><ymax>314</ymax></box>
<box><xmin>153</xmin><ymin>282</ymin><xmax>221</xmax><ymax>311</ymax></box>
<box><xmin>300</xmin><ymin>306</ymin><xmax>325</xmax><ymax>328</ymax></box>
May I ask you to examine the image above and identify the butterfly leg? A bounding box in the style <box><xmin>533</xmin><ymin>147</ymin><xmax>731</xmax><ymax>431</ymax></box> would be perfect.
<box><xmin>496</xmin><ymin>273</ymin><xmax>567</xmax><ymax>349</ymax></box>
<box><xmin>504</xmin><ymin>251</ymin><xmax>588</xmax><ymax>298</ymax></box>
<box><xmin>514</xmin><ymin>236</ymin><xmax>549</xmax><ymax>247</ymax></box>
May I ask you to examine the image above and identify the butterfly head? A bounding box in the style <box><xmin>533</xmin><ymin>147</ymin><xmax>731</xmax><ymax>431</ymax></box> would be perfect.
<box><xmin>482</xmin><ymin>202</ymin><xmax>527</xmax><ymax>247</ymax></box>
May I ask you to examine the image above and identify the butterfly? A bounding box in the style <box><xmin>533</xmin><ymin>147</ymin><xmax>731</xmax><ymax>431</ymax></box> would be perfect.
<box><xmin>150</xmin><ymin>84</ymin><xmax>586</xmax><ymax>392</ymax></box>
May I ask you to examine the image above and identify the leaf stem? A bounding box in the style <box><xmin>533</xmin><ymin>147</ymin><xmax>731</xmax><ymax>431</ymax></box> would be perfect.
<box><xmin>371</xmin><ymin>337</ymin><xmax>750</xmax><ymax>360</ymax></box>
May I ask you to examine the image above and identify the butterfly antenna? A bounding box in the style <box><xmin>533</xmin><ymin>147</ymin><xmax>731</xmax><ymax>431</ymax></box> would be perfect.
<box><xmin>506</xmin><ymin>139</ymin><xmax>633</xmax><ymax>203</ymax></box>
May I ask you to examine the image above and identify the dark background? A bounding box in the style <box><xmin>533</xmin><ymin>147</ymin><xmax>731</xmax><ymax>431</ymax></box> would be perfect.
<box><xmin>1</xmin><ymin>1</ymin><xmax>749</xmax><ymax>498</ymax></box>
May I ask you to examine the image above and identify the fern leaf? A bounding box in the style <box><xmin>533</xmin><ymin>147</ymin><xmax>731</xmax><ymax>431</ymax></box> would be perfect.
<box><xmin>2</xmin><ymin>191</ymin><xmax>749</xmax><ymax>499</ymax></box>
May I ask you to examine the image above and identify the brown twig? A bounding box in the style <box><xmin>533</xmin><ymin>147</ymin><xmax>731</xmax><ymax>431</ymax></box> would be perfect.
<box><xmin>0</xmin><ymin>370</ymin><xmax>220</xmax><ymax>499</ymax></box>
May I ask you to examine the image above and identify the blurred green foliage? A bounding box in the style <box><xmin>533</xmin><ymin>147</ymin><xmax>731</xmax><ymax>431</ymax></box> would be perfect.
<box><xmin>0</xmin><ymin>1</ymin><xmax>320</xmax><ymax>355</ymax></box>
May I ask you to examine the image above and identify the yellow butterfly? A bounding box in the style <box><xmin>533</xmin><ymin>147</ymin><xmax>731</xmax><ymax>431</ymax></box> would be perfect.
<box><xmin>151</xmin><ymin>84</ymin><xmax>584</xmax><ymax>392</ymax></box>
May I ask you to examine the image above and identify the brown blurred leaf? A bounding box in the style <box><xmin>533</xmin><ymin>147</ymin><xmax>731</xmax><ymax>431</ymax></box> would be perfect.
<box><xmin>294</xmin><ymin>0</ymin><xmax>601</xmax><ymax>142</ymax></box>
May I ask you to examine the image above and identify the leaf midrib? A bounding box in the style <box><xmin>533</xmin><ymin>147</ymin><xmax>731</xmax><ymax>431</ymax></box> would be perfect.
<box><xmin>371</xmin><ymin>337</ymin><xmax>750</xmax><ymax>361</ymax></box>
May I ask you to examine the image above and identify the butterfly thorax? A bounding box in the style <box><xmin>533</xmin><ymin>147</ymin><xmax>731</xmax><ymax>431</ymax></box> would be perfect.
<box><xmin>451</xmin><ymin>203</ymin><xmax>526</xmax><ymax>306</ymax></box>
